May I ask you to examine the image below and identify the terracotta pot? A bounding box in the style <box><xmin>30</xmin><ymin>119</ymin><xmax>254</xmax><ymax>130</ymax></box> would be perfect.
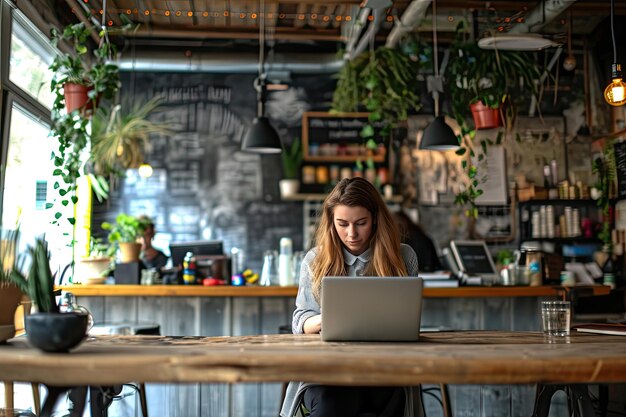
<box><xmin>0</xmin><ymin>284</ymin><xmax>22</xmax><ymax>343</ymax></box>
<box><xmin>63</xmin><ymin>82</ymin><xmax>96</xmax><ymax>114</ymax></box>
<box><xmin>119</xmin><ymin>242</ymin><xmax>142</xmax><ymax>263</ymax></box>
<box><xmin>470</xmin><ymin>100</ymin><xmax>501</xmax><ymax>130</ymax></box>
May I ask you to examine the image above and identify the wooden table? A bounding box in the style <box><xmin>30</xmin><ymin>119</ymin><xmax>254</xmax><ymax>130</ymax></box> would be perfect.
<box><xmin>1</xmin><ymin>331</ymin><xmax>626</xmax><ymax>387</ymax></box>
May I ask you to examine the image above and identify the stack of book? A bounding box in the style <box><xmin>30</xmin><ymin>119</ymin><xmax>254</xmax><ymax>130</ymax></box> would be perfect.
<box><xmin>418</xmin><ymin>271</ymin><xmax>459</xmax><ymax>288</ymax></box>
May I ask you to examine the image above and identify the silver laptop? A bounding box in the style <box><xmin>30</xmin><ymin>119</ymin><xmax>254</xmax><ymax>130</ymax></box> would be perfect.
<box><xmin>321</xmin><ymin>276</ymin><xmax>423</xmax><ymax>342</ymax></box>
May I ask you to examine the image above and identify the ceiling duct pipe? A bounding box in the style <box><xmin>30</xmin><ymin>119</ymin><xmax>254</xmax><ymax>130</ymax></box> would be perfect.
<box><xmin>385</xmin><ymin>0</ymin><xmax>433</xmax><ymax>48</ymax></box>
<box><xmin>509</xmin><ymin>0</ymin><xmax>577</xmax><ymax>33</ymax></box>
<box><xmin>117</xmin><ymin>51</ymin><xmax>344</xmax><ymax>74</ymax></box>
<box><xmin>347</xmin><ymin>8</ymin><xmax>384</xmax><ymax>60</ymax></box>
<box><xmin>343</xmin><ymin>7</ymin><xmax>372</xmax><ymax>60</ymax></box>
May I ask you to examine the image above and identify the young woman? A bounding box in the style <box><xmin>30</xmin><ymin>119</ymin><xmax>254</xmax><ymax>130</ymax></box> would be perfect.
<box><xmin>281</xmin><ymin>177</ymin><xmax>423</xmax><ymax>417</ymax></box>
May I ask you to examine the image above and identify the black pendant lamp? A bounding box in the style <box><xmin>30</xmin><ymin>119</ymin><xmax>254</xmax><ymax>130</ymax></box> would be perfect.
<box><xmin>419</xmin><ymin>0</ymin><xmax>460</xmax><ymax>151</ymax></box>
<box><xmin>241</xmin><ymin>0</ymin><xmax>282</xmax><ymax>153</ymax></box>
<box><xmin>420</xmin><ymin>116</ymin><xmax>459</xmax><ymax>150</ymax></box>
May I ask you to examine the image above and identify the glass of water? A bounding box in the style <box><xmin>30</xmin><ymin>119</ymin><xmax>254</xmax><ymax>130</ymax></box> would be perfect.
<box><xmin>541</xmin><ymin>301</ymin><xmax>571</xmax><ymax>337</ymax></box>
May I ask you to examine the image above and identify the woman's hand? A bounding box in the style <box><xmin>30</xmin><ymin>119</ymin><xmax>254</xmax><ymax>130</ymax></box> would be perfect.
<box><xmin>303</xmin><ymin>314</ymin><xmax>322</xmax><ymax>334</ymax></box>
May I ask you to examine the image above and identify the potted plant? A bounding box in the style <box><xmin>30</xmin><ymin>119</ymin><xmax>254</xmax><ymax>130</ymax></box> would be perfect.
<box><xmin>49</xmin><ymin>23</ymin><xmax>120</xmax><ymax>114</ymax></box>
<box><xmin>48</xmin><ymin>22</ymin><xmax>120</xmax><ymax>236</ymax></box>
<box><xmin>331</xmin><ymin>46</ymin><xmax>421</xmax><ymax>145</ymax></box>
<box><xmin>280</xmin><ymin>137</ymin><xmax>302</xmax><ymax>197</ymax></box>
<box><xmin>3</xmin><ymin>236</ymin><xmax>89</xmax><ymax>352</ymax></box>
<box><xmin>102</xmin><ymin>214</ymin><xmax>152</xmax><ymax>263</ymax></box>
<box><xmin>0</xmin><ymin>229</ymin><xmax>24</xmax><ymax>343</ymax></box>
<box><xmin>90</xmin><ymin>97</ymin><xmax>171</xmax><ymax>178</ymax></box>
<box><xmin>445</xmin><ymin>21</ymin><xmax>542</xmax><ymax>216</ymax></box>
<box><xmin>75</xmin><ymin>236</ymin><xmax>113</xmax><ymax>284</ymax></box>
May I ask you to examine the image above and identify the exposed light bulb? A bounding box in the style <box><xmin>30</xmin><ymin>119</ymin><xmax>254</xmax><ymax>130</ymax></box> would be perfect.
<box><xmin>138</xmin><ymin>163</ymin><xmax>153</xmax><ymax>178</ymax></box>
<box><xmin>605</xmin><ymin>64</ymin><xmax>626</xmax><ymax>106</ymax></box>
<box><xmin>563</xmin><ymin>55</ymin><xmax>576</xmax><ymax>71</ymax></box>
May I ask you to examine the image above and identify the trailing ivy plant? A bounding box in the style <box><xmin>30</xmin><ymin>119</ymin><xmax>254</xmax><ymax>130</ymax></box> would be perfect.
<box><xmin>445</xmin><ymin>21</ymin><xmax>542</xmax><ymax>217</ymax></box>
<box><xmin>593</xmin><ymin>138</ymin><xmax>617</xmax><ymax>245</ymax></box>
<box><xmin>331</xmin><ymin>46</ymin><xmax>421</xmax><ymax>144</ymax></box>
<box><xmin>48</xmin><ymin>22</ymin><xmax>120</xmax><ymax>228</ymax></box>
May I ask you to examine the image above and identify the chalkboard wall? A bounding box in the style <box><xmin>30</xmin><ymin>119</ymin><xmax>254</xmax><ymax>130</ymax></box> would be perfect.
<box><xmin>93</xmin><ymin>72</ymin><xmax>337</xmax><ymax>271</ymax></box>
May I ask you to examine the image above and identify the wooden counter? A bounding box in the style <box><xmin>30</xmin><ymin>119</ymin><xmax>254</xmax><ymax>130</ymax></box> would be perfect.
<box><xmin>57</xmin><ymin>284</ymin><xmax>610</xmax><ymax>298</ymax></box>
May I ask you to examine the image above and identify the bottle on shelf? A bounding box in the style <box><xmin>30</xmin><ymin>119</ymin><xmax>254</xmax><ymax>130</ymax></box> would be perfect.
<box><xmin>182</xmin><ymin>251</ymin><xmax>196</xmax><ymax>285</ymax></box>
<box><xmin>602</xmin><ymin>244</ymin><xmax>616</xmax><ymax>289</ymax></box>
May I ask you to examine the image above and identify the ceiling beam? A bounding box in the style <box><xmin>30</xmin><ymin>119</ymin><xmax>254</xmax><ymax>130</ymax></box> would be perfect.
<box><xmin>117</xmin><ymin>26</ymin><xmax>347</xmax><ymax>41</ymax></box>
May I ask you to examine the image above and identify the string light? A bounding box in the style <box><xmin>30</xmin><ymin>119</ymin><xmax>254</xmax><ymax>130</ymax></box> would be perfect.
<box><xmin>88</xmin><ymin>7</ymin><xmax>391</xmax><ymax>24</ymax></box>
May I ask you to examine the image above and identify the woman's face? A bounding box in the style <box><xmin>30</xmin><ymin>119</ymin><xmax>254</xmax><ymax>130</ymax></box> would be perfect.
<box><xmin>333</xmin><ymin>205</ymin><xmax>373</xmax><ymax>255</ymax></box>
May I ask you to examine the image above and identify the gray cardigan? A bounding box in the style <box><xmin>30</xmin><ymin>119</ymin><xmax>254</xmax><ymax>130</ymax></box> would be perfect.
<box><xmin>280</xmin><ymin>243</ymin><xmax>422</xmax><ymax>417</ymax></box>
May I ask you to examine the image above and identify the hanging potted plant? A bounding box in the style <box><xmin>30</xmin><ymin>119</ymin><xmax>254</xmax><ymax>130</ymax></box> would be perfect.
<box><xmin>331</xmin><ymin>46</ymin><xmax>421</xmax><ymax>147</ymax></box>
<box><xmin>49</xmin><ymin>23</ymin><xmax>120</xmax><ymax>115</ymax></box>
<box><xmin>102</xmin><ymin>214</ymin><xmax>152</xmax><ymax>263</ymax></box>
<box><xmin>47</xmin><ymin>21</ymin><xmax>120</xmax><ymax>272</ymax></box>
<box><xmin>279</xmin><ymin>137</ymin><xmax>302</xmax><ymax>198</ymax></box>
<box><xmin>445</xmin><ymin>21</ymin><xmax>542</xmax><ymax>216</ymax></box>
<box><xmin>90</xmin><ymin>97</ymin><xmax>171</xmax><ymax>178</ymax></box>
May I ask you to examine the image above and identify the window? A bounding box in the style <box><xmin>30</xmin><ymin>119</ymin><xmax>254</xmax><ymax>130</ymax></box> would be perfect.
<box><xmin>8</xmin><ymin>8</ymin><xmax>55</xmax><ymax>108</ymax></box>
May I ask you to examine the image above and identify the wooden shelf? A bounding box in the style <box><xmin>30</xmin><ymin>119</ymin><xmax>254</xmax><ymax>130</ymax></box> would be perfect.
<box><xmin>303</xmin><ymin>155</ymin><xmax>385</xmax><ymax>163</ymax></box>
<box><xmin>57</xmin><ymin>284</ymin><xmax>611</xmax><ymax>298</ymax></box>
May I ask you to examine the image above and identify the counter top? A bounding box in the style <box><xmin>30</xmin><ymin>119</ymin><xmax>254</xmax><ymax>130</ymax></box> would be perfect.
<box><xmin>57</xmin><ymin>285</ymin><xmax>611</xmax><ymax>298</ymax></box>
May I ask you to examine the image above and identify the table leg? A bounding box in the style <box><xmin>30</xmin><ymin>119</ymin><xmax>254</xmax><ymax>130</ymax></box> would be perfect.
<box><xmin>439</xmin><ymin>384</ymin><xmax>451</xmax><ymax>417</ymax></box>
<box><xmin>4</xmin><ymin>381</ymin><xmax>14</xmax><ymax>410</ymax></box>
<box><xmin>31</xmin><ymin>383</ymin><xmax>40</xmax><ymax>416</ymax></box>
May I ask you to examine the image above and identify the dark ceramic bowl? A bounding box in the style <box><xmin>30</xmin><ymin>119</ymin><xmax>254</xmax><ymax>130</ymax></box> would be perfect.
<box><xmin>25</xmin><ymin>312</ymin><xmax>88</xmax><ymax>353</ymax></box>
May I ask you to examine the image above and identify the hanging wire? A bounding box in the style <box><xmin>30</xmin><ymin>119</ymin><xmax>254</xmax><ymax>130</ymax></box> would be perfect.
<box><xmin>611</xmin><ymin>0</ymin><xmax>617</xmax><ymax>63</ymax></box>
<box><xmin>432</xmin><ymin>0</ymin><xmax>440</xmax><ymax>116</ymax></box>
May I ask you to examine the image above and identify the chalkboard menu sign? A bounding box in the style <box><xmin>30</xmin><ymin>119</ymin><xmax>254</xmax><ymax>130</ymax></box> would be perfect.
<box><xmin>615</xmin><ymin>140</ymin><xmax>626</xmax><ymax>198</ymax></box>
<box><xmin>302</xmin><ymin>112</ymin><xmax>385</xmax><ymax>162</ymax></box>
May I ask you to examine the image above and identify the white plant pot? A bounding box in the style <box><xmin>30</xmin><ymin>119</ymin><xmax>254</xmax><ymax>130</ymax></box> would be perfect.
<box><xmin>76</xmin><ymin>257</ymin><xmax>112</xmax><ymax>283</ymax></box>
<box><xmin>279</xmin><ymin>179</ymin><xmax>300</xmax><ymax>197</ymax></box>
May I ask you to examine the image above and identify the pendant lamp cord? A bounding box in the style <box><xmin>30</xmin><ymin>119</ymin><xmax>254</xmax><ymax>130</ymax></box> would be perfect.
<box><xmin>432</xmin><ymin>0</ymin><xmax>439</xmax><ymax>117</ymax></box>
<box><xmin>256</xmin><ymin>0</ymin><xmax>266</xmax><ymax>118</ymax></box>
<box><xmin>611</xmin><ymin>0</ymin><xmax>617</xmax><ymax>64</ymax></box>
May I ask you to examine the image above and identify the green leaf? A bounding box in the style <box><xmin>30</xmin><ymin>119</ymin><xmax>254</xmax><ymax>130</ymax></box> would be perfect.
<box><xmin>456</xmin><ymin>147</ymin><xmax>467</xmax><ymax>156</ymax></box>
<box><xmin>54</xmin><ymin>212</ymin><xmax>62</xmax><ymax>220</ymax></box>
<box><xmin>360</xmin><ymin>125</ymin><xmax>375</xmax><ymax>138</ymax></box>
<box><xmin>68</xmin><ymin>217</ymin><xmax>76</xmax><ymax>225</ymax></box>
<box><xmin>71</xmin><ymin>196</ymin><xmax>78</xmax><ymax>204</ymax></box>
<box><xmin>45</xmin><ymin>203</ymin><xmax>53</xmax><ymax>209</ymax></box>
<box><xmin>61</xmin><ymin>200</ymin><xmax>68</xmax><ymax>206</ymax></box>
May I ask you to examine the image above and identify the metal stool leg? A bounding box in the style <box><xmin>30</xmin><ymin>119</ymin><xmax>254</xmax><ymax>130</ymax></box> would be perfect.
<box><xmin>31</xmin><ymin>383</ymin><xmax>40</xmax><ymax>416</ymax></box>
<box><xmin>440</xmin><ymin>384</ymin><xmax>452</xmax><ymax>417</ymax></box>
<box><xmin>569</xmin><ymin>385</ymin><xmax>595</xmax><ymax>417</ymax></box>
<box><xmin>532</xmin><ymin>384</ymin><xmax>560</xmax><ymax>417</ymax></box>
<box><xmin>138</xmin><ymin>383</ymin><xmax>149</xmax><ymax>417</ymax></box>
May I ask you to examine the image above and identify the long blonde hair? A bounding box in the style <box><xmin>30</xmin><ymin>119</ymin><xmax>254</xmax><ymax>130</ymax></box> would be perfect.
<box><xmin>310</xmin><ymin>177</ymin><xmax>407</xmax><ymax>300</ymax></box>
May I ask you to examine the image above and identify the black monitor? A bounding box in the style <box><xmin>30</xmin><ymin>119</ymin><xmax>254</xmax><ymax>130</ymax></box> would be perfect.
<box><xmin>169</xmin><ymin>240</ymin><xmax>224</xmax><ymax>267</ymax></box>
<box><xmin>449</xmin><ymin>240</ymin><xmax>498</xmax><ymax>279</ymax></box>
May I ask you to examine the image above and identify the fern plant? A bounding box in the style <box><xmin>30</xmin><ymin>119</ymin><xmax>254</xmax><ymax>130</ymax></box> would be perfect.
<box><xmin>593</xmin><ymin>138</ymin><xmax>617</xmax><ymax>245</ymax></box>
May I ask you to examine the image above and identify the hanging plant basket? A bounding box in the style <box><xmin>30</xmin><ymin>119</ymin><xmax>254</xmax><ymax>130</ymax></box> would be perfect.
<box><xmin>470</xmin><ymin>100</ymin><xmax>501</xmax><ymax>130</ymax></box>
<box><xmin>63</xmin><ymin>82</ymin><xmax>100</xmax><ymax>114</ymax></box>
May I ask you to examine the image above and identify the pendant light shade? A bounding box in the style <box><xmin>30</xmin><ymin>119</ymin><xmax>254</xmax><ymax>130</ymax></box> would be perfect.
<box><xmin>241</xmin><ymin>0</ymin><xmax>283</xmax><ymax>153</ymax></box>
<box><xmin>242</xmin><ymin>116</ymin><xmax>282</xmax><ymax>153</ymax></box>
<box><xmin>419</xmin><ymin>116</ymin><xmax>459</xmax><ymax>151</ymax></box>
